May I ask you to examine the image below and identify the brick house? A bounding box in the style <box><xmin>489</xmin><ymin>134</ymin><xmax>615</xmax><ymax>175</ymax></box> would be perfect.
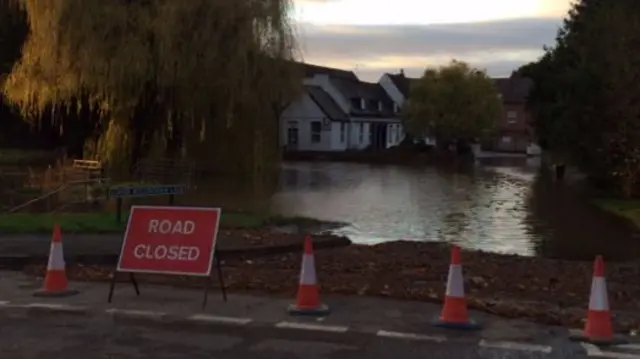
<box><xmin>379</xmin><ymin>70</ymin><xmax>536</xmax><ymax>153</ymax></box>
<box><xmin>486</xmin><ymin>75</ymin><xmax>534</xmax><ymax>153</ymax></box>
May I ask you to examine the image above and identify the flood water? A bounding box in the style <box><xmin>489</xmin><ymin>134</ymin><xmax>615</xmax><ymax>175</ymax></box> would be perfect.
<box><xmin>3</xmin><ymin>158</ymin><xmax>639</xmax><ymax>260</ymax></box>
<box><xmin>264</xmin><ymin>160</ymin><xmax>640</xmax><ymax>261</ymax></box>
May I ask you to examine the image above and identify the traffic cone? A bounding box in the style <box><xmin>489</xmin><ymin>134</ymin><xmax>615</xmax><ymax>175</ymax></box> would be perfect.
<box><xmin>571</xmin><ymin>256</ymin><xmax>620</xmax><ymax>345</ymax></box>
<box><xmin>434</xmin><ymin>246</ymin><xmax>480</xmax><ymax>330</ymax></box>
<box><xmin>34</xmin><ymin>225</ymin><xmax>79</xmax><ymax>297</ymax></box>
<box><xmin>287</xmin><ymin>235</ymin><xmax>329</xmax><ymax>316</ymax></box>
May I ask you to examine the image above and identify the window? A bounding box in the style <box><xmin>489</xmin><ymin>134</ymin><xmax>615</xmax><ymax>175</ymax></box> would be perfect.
<box><xmin>507</xmin><ymin>110</ymin><xmax>517</xmax><ymax>124</ymax></box>
<box><xmin>351</xmin><ymin>97</ymin><xmax>363</xmax><ymax>110</ymax></box>
<box><xmin>367</xmin><ymin>100</ymin><xmax>380</xmax><ymax>110</ymax></box>
<box><xmin>501</xmin><ymin>136</ymin><xmax>512</xmax><ymax>143</ymax></box>
<box><xmin>390</xmin><ymin>125</ymin><xmax>397</xmax><ymax>143</ymax></box>
<box><xmin>340</xmin><ymin>122</ymin><xmax>346</xmax><ymax>143</ymax></box>
<box><xmin>311</xmin><ymin>121</ymin><xmax>322</xmax><ymax>143</ymax></box>
<box><xmin>358</xmin><ymin>122</ymin><xmax>364</xmax><ymax>143</ymax></box>
<box><xmin>393</xmin><ymin>103</ymin><xmax>400</xmax><ymax>113</ymax></box>
<box><xmin>367</xmin><ymin>99</ymin><xmax>380</xmax><ymax>111</ymax></box>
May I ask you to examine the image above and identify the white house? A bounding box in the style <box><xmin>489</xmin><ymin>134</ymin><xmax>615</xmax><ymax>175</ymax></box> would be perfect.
<box><xmin>281</xmin><ymin>63</ymin><xmax>405</xmax><ymax>152</ymax></box>
<box><xmin>378</xmin><ymin>70</ymin><xmax>437</xmax><ymax>146</ymax></box>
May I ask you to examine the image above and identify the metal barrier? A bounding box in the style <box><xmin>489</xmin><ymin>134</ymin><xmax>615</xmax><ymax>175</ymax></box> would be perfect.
<box><xmin>6</xmin><ymin>177</ymin><xmax>110</xmax><ymax>213</ymax></box>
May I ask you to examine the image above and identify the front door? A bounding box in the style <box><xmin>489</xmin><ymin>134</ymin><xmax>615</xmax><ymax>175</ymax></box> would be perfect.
<box><xmin>370</xmin><ymin>123</ymin><xmax>388</xmax><ymax>150</ymax></box>
<box><xmin>287</xmin><ymin>126</ymin><xmax>299</xmax><ymax>150</ymax></box>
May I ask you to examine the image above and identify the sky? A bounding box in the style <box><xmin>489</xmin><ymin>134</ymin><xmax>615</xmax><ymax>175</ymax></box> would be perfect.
<box><xmin>292</xmin><ymin>0</ymin><xmax>575</xmax><ymax>81</ymax></box>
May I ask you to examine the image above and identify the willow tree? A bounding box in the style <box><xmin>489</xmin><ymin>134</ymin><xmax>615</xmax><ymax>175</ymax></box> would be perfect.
<box><xmin>2</xmin><ymin>0</ymin><xmax>302</xmax><ymax>178</ymax></box>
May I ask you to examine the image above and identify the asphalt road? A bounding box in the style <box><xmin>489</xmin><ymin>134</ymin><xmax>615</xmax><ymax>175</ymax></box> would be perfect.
<box><xmin>0</xmin><ymin>311</ymin><xmax>590</xmax><ymax>359</ymax></box>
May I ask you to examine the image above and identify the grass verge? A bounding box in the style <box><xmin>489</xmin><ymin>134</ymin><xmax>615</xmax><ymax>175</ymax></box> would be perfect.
<box><xmin>593</xmin><ymin>198</ymin><xmax>640</xmax><ymax>228</ymax></box>
<box><xmin>0</xmin><ymin>212</ymin><xmax>338</xmax><ymax>234</ymax></box>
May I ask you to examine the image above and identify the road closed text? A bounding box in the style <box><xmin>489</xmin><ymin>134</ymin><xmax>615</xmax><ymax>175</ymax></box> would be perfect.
<box><xmin>148</xmin><ymin>219</ymin><xmax>195</xmax><ymax>235</ymax></box>
<box><xmin>118</xmin><ymin>206</ymin><xmax>221</xmax><ymax>275</ymax></box>
<box><xmin>133</xmin><ymin>244</ymin><xmax>200</xmax><ymax>261</ymax></box>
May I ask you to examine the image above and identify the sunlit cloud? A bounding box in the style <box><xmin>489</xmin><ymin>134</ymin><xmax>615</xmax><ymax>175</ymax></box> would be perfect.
<box><xmin>294</xmin><ymin>19</ymin><xmax>559</xmax><ymax>80</ymax></box>
<box><xmin>294</xmin><ymin>0</ymin><xmax>574</xmax><ymax>25</ymax></box>
<box><xmin>290</xmin><ymin>0</ymin><xmax>574</xmax><ymax>81</ymax></box>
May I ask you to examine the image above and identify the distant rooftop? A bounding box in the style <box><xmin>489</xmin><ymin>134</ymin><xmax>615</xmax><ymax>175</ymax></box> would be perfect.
<box><xmin>297</xmin><ymin>62</ymin><xmax>359</xmax><ymax>81</ymax></box>
<box><xmin>384</xmin><ymin>70</ymin><xmax>532</xmax><ymax>103</ymax></box>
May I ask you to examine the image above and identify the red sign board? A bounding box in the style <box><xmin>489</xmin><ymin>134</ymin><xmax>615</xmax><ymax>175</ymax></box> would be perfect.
<box><xmin>117</xmin><ymin>206</ymin><xmax>221</xmax><ymax>276</ymax></box>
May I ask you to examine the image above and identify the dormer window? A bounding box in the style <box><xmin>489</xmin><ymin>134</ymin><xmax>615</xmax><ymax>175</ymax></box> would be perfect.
<box><xmin>393</xmin><ymin>103</ymin><xmax>400</xmax><ymax>113</ymax></box>
<box><xmin>378</xmin><ymin>101</ymin><xmax>382</xmax><ymax>111</ymax></box>
<box><xmin>367</xmin><ymin>99</ymin><xmax>379</xmax><ymax>111</ymax></box>
<box><xmin>350</xmin><ymin>97</ymin><xmax>363</xmax><ymax>110</ymax></box>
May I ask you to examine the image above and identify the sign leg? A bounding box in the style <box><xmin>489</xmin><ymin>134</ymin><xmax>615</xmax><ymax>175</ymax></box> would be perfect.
<box><xmin>215</xmin><ymin>255</ymin><xmax>227</xmax><ymax>302</ymax></box>
<box><xmin>107</xmin><ymin>270</ymin><xmax>117</xmax><ymax>303</ymax></box>
<box><xmin>130</xmin><ymin>273</ymin><xmax>140</xmax><ymax>296</ymax></box>
<box><xmin>202</xmin><ymin>274</ymin><xmax>211</xmax><ymax>309</ymax></box>
<box><xmin>115</xmin><ymin>198</ymin><xmax>123</xmax><ymax>223</ymax></box>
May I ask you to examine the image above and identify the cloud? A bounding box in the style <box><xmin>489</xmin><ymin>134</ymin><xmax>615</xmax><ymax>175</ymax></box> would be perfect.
<box><xmin>294</xmin><ymin>17</ymin><xmax>562</xmax><ymax>81</ymax></box>
<box><xmin>351</xmin><ymin>59</ymin><xmax>535</xmax><ymax>82</ymax></box>
<box><xmin>295</xmin><ymin>0</ymin><xmax>340</xmax><ymax>3</ymax></box>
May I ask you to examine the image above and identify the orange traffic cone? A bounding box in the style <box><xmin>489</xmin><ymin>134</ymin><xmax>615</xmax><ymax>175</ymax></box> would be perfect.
<box><xmin>434</xmin><ymin>246</ymin><xmax>480</xmax><ymax>330</ymax></box>
<box><xmin>287</xmin><ymin>235</ymin><xmax>329</xmax><ymax>316</ymax></box>
<box><xmin>571</xmin><ymin>256</ymin><xmax>619</xmax><ymax>344</ymax></box>
<box><xmin>34</xmin><ymin>225</ymin><xmax>79</xmax><ymax>297</ymax></box>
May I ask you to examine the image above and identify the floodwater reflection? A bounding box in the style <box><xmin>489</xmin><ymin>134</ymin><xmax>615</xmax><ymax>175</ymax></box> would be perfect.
<box><xmin>267</xmin><ymin>161</ymin><xmax>639</xmax><ymax>260</ymax></box>
<box><xmin>524</xmin><ymin>175</ymin><xmax>640</xmax><ymax>261</ymax></box>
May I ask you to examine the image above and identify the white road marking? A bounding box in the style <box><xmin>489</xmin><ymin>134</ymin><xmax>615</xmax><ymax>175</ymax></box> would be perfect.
<box><xmin>25</xmin><ymin>303</ymin><xmax>87</xmax><ymax>312</ymax></box>
<box><xmin>187</xmin><ymin>314</ymin><xmax>252</xmax><ymax>325</ymax></box>
<box><xmin>581</xmin><ymin>342</ymin><xmax>640</xmax><ymax>358</ymax></box>
<box><xmin>479</xmin><ymin>339</ymin><xmax>553</xmax><ymax>353</ymax></box>
<box><xmin>582</xmin><ymin>343</ymin><xmax>604</xmax><ymax>356</ymax></box>
<box><xmin>376</xmin><ymin>330</ymin><xmax>447</xmax><ymax>342</ymax></box>
<box><xmin>617</xmin><ymin>344</ymin><xmax>640</xmax><ymax>351</ymax></box>
<box><xmin>0</xmin><ymin>301</ymin><xmax>10</xmax><ymax>306</ymax></box>
<box><xmin>274</xmin><ymin>321</ymin><xmax>349</xmax><ymax>333</ymax></box>
<box><xmin>105</xmin><ymin>308</ymin><xmax>166</xmax><ymax>319</ymax></box>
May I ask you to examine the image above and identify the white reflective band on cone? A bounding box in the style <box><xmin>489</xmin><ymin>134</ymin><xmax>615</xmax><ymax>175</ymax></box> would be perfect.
<box><xmin>47</xmin><ymin>243</ymin><xmax>66</xmax><ymax>270</ymax></box>
<box><xmin>445</xmin><ymin>265</ymin><xmax>465</xmax><ymax>297</ymax></box>
<box><xmin>589</xmin><ymin>277</ymin><xmax>609</xmax><ymax>311</ymax></box>
<box><xmin>299</xmin><ymin>254</ymin><xmax>317</xmax><ymax>285</ymax></box>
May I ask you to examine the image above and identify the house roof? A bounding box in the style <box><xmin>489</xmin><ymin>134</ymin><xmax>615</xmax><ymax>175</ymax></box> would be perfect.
<box><xmin>299</xmin><ymin>62</ymin><xmax>359</xmax><ymax>81</ymax></box>
<box><xmin>305</xmin><ymin>85</ymin><xmax>348</xmax><ymax>122</ymax></box>
<box><xmin>287</xmin><ymin>62</ymin><xmax>396</xmax><ymax>120</ymax></box>
<box><xmin>492</xmin><ymin>77</ymin><xmax>533</xmax><ymax>103</ymax></box>
<box><xmin>386</xmin><ymin>73</ymin><xmax>413</xmax><ymax>98</ymax></box>
<box><xmin>386</xmin><ymin>71</ymin><xmax>532</xmax><ymax>103</ymax></box>
<box><xmin>330</xmin><ymin>77</ymin><xmax>396</xmax><ymax>118</ymax></box>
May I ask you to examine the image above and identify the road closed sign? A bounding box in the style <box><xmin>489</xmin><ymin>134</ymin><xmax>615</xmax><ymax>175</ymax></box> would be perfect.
<box><xmin>117</xmin><ymin>206</ymin><xmax>221</xmax><ymax>276</ymax></box>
